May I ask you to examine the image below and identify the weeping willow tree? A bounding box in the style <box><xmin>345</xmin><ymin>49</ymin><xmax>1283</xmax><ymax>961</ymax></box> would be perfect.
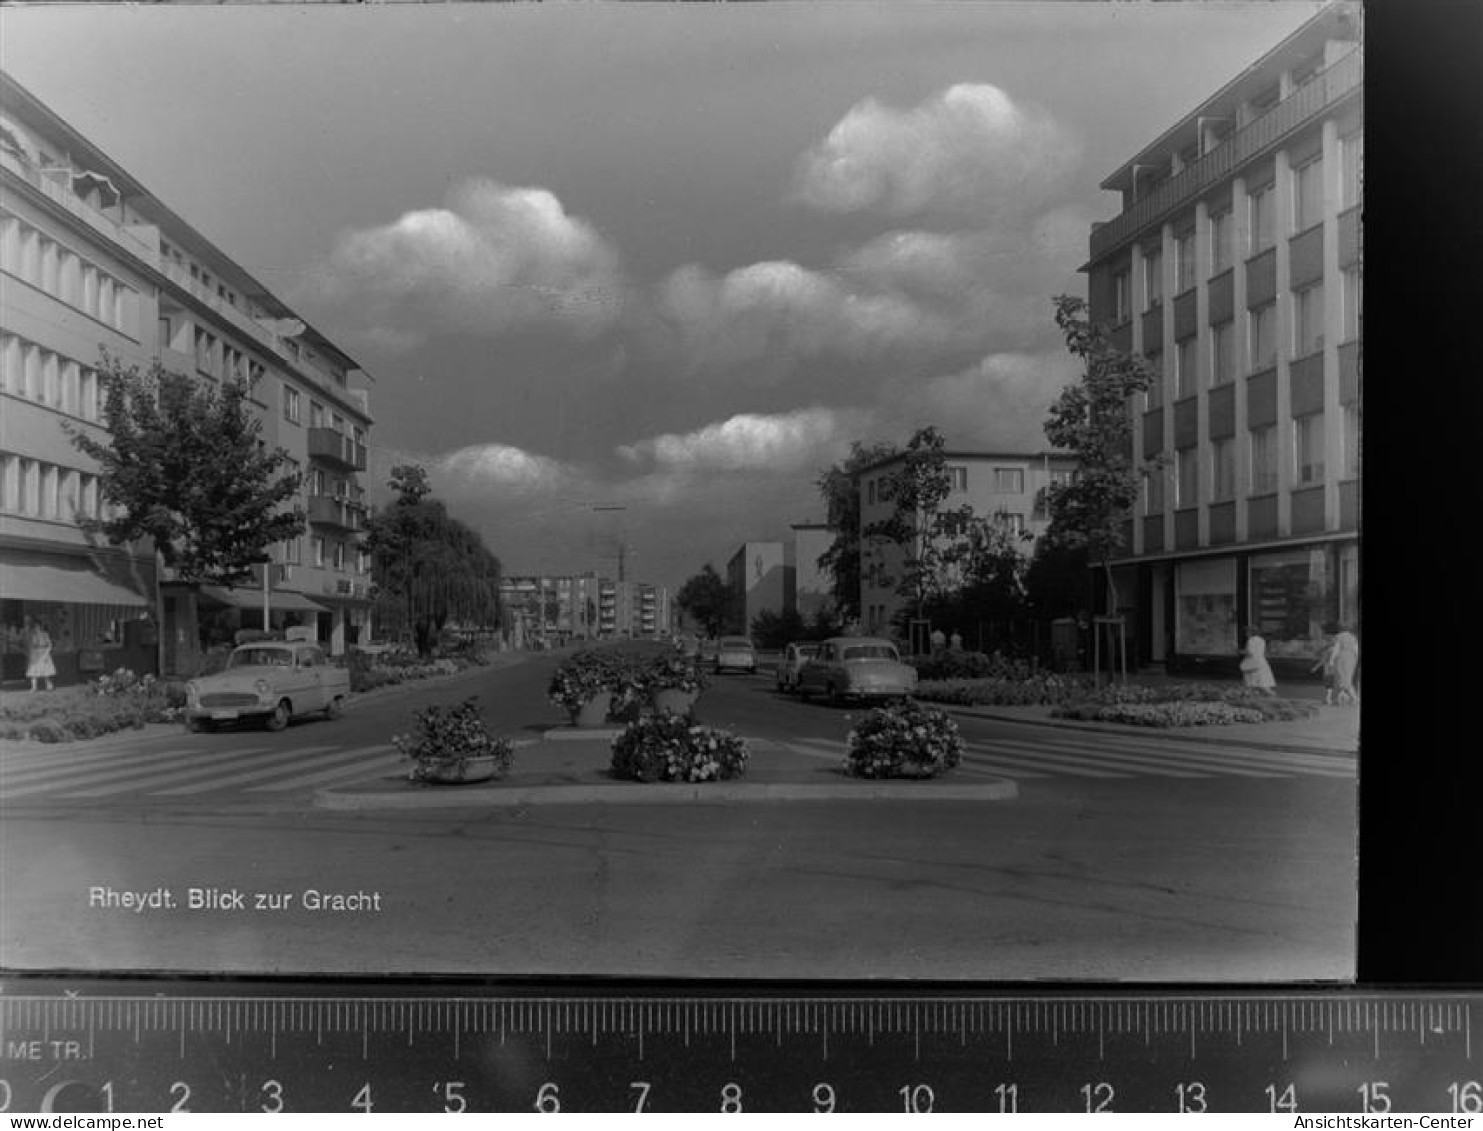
<box><xmin>360</xmin><ymin>466</ymin><xmax>502</xmax><ymax>657</ymax></box>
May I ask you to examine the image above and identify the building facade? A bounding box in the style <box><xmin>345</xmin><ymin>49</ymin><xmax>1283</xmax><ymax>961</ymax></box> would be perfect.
<box><xmin>1083</xmin><ymin>5</ymin><xmax>1361</xmax><ymax>676</ymax></box>
<box><xmin>1</xmin><ymin>70</ymin><xmax>375</xmax><ymax>682</ymax></box>
<box><xmin>499</xmin><ymin>572</ymin><xmax>672</xmax><ymax>644</ymax></box>
<box><xmin>725</xmin><ymin>541</ymin><xmax>787</xmax><ymax>635</ymax></box>
<box><xmin>855</xmin><ymin>450</ymin><xmax>1077</xmax><ymax>637</ymax></box>
<box><xmin>787</xmin><ymin>522</ymin><xmax>834</xmax><ymax>623</ymax></box>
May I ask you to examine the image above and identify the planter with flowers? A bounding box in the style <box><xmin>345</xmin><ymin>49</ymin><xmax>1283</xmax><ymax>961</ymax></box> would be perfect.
<box><xmin>609</xmin><ymin>711</ymin><xmax>749</xmax><ymax>783</ymax></box>
<box><xmin>641</xmin><ymin>648</ymin><xmax>710</xmax><ymax>716</ymax></box>
<box><xmin>547</xmin><ymin>650</ymin><xmax>624</xmax><ymax>727</ymax></box>
<box><xmin>843</xmin><ymin>698</ymin><xmax>965</xmax><ymax>779</ymax></box>
<box><xmin>393</xmin><ymin>696</ymin><xmax>515</xmax><ymax>784</ymax></box>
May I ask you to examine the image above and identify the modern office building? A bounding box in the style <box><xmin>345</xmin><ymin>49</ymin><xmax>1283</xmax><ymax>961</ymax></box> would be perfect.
<box><xmin>1</xmin><ymin>70</ymin><xmax>375</xmax><ymax>682</ymax></box>
<box><xmin>1082</xmin><ymin>4</ymin><xmax>1361</xmax><ymax>676</ymax></box>
<box><xmin>787</xmin><ymin>522</ymin><xmax>834</xmax><ymax>623</ymax></box>
<box><xmin>855</xmin><ymin>449</ymin><xmax>1077</xmax><ymax>636</ymax></box>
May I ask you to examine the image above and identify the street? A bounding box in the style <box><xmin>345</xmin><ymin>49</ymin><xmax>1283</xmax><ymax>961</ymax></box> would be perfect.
<box><xmin>0</xmin><ymin>653</ymin><xmax>1356</xmax><ymax>981</ymax></box>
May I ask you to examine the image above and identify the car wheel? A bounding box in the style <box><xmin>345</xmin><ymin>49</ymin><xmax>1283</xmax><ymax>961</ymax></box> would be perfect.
<box><xmin>826</xmin><ymin>683</ymin><xmax>843</xmax><ymax>706</ymax></box>
<box><xmin>264</xmin><ymin>700</ymin><xmax>291</xmax><ymax>732</ymax></box>
<box><xmin>325</xmin><ymin>696</ymin><xmax>345</xmax><ymax>720</ymax></box>
<box><xmin>186</xmin><ymin>717</ymin><xmax>213</xmax><ymax>734</ymax></box>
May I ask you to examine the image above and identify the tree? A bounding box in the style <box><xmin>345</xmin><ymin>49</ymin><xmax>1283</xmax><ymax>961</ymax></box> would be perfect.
<box><xmin>1042</xmin><ymin>295</ymin><xmax>1161</xmax><ymax>615</ymax></box>
<box><xmin>676</xmin><ymin>563</ymin><xmax>730</xmax><ymax>636</ymax></box>
<box><xmin>815</xmin><ymin>440</ymin><xmax>898</xmax><ymax>622</ymax></box>
<box><xmin>67</xmin><ymin>355</ymin><xmax>305</xmax><ymax>587</ymax></box>
<box><xmin>360</xmin><ymin>465</ymin><xmax>502</xmax><ymax>657</ymax></box>
<box><xmin>749</xmin><ymin>607</ymin><xmax>807</xmax><ymax>650</ymax></box>
<box><xmin>863</xmin><ymin>426</ymin><xmax>975</xmax><ymax>622</ymax></box>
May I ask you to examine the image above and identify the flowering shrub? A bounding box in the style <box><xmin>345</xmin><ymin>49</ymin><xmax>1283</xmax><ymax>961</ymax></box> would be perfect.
<box><xmin>914</xmin><ymin>673</ymin><xmax>1087</xmax><ymax>707</ymax></box>
<box><xmin>1053</xmin><ymin>701</ymin><xmax>1268</xmax><ymax>727</ymax></box>
<box><xmin>609</xmin><ymin>712</ymin><xmax>749</xmax><ymax>783</ymax></box>
<box><xmin>1</xmin><ymin>676</ymin><xmax>186</xmax><ymax>742</ymax></box>
<box><xmin>547</xmin><ymin>650</ymin><xmax>624</xmax><ymax>714</ymax></box>
<box><xmin>347</xmin><ymin>649</ymin><xmax>482</xmax><ymax>693</ymax></box>
<box><xmin>844</xmin><ymin>698</ymin><xmax>965</xmax><ymax>779</ymax></box>
<box><xmin>911</xmin><ymin>650</ymin><xmax>1036</xmax><ymax>682</ymax></box>
<box><xmin>392</xmin><ymin>697</ymin><xmax>514</xmax><ymax>783</ymax></box>
<box><xmin>640</xmin><ymin>648</ymin><xmax>710</xmax><ymax>696</ymax></box>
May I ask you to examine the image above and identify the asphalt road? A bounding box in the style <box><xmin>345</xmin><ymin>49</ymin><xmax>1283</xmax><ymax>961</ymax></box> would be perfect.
<box><xmin>0</xmin><ymin>651</ymin><xmax>1356</xmax><ymax>981</ymax></box>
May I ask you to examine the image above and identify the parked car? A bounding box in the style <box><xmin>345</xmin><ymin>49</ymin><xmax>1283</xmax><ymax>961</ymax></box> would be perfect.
<box><xmin>713</xmin><ymin>635</ymin><xmax>758</xmax><ymax>674</ymax></box>
<box><xmin>697</xmin><ymin>638</ymin><xmax>719</xmax><ymax>664</ymax></box>
<box><xmin>775</xmin><ymin>642</ymin><xmax>821</xmax><ymax>693</ymax></box>
<box><xmin>183</xmin><ymin>639</ymin><xmax>350</xmax><ymax>732</ymax></box>
<box><xmin>796</xmin><ymin>636</ymin><xmax>917</xmax><ymax>703</ymax></box>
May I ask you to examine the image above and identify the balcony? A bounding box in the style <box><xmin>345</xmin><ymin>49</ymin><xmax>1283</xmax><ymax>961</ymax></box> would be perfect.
<box><xmin>306</xmin><ymin>495</ymin><xmax>365</xmax><ymax>533</ymax></box>
<box><xmin>307</xmin><ymin>427</ymin><xmax>368</xmax><ymax>471</ymax></box>
<box><xmin>1</xmin><ymin>149</ymin><xmax>160</xmax><ymax>266</ymax></box>
<box><xmin>1089</xmin><ymin>48</ymin><xmax>1362</xmax><ymax>261</ymax></box>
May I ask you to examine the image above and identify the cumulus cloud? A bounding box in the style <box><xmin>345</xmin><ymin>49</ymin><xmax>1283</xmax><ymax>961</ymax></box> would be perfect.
<box><xmin>314</xmin><ymin>179</ymin><xmax>625</xmax><ymax>339</ymax></box>
<box><xmin>437</xmin><ymin>442</ymin><xmax>576</xmax><ymax>494</ymax></box>
<box><xmin>617</xmin><ymin>406</ymin><xmax>868</xmax><ymax>474</ymax></box>
<box><xmin>795</xmin><ymin>83</ymin><xmax>1080</xmax><ymax>218</ymax></box>
<box><xmin>877</xmin><ymin>350</ymin><xmax>1077</xmax><ymax>450</ymax></box>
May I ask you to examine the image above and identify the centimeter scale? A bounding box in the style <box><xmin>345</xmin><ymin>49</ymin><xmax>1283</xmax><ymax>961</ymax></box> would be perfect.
<box><xmin>0</xmin><ymin>983</ymin><xmax>1478</xmax><ymax>1114</ymax></box>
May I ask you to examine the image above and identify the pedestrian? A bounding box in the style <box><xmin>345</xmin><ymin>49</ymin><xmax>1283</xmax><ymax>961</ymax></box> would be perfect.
<box><xmin>948</xmin><ymin>629</ymin><xmax>963</xmax><ymax>652</ymax></box>
<box><xmin>25</xmin><ymin>616</ymin><xmax>56</xmax><ymax>692</ymax></box>
<box><xmin>1239</xmin><ymin>625</ymin><xmax>1276</xmax><ymax>695</ymax></box>
<box><xmin>1330</xmin><ymin>623</ymin><xmax>1360</xmax><ymax>705</ymax></box>
<box><xmin>1312</xmin><ymin>626</ymin><xmax>1340</xmax><ymax>705</ymax></box>
<box><xmin>930</xmin><ymin>627</ymin><xmax>946</xmax><ymax>653</ymax></box>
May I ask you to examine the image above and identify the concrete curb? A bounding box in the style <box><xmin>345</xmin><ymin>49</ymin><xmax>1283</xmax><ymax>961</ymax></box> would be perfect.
<box><xmin>314</xmin><ymin>777</ymin><xmax>1018</xmax><ymax>810</ymax></box>
<box><xmin>937</xmin><ymin>703</ymin><xmax>1358</xmax><ymax>757</ymax></box>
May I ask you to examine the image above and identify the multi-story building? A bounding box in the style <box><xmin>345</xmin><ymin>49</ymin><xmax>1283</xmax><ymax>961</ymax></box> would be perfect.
<box><xmin>726</xmin><ymin>541</ymin><xmax>787</xmax><ymax>635</ymax></box>
<box><xmin>855</xmin><ymin>450</ymin><xmax>1077</xmax><ymax>636</ymax></box>
<box><xmin>787</xmin><ymin>522</ymin><xmax>834</xmax><ymax>623</ymax></box>
<box><xmin>499</xmin><ymin>572</ymin><xmax>671</xmax><ymax>643</ymax></box>
<box><xmin>1</xmin><ymin>70</ymin><xmax>376</xmax><ymax>681</ymax></box>
<box><xmin>1083</xmin><ymin>4</ymin><xmax>1361</xmax><ymax>677</ymax></box>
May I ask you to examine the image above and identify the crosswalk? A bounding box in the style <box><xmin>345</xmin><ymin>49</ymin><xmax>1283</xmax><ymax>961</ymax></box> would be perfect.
<box><xmin>775</xmin><ymin>731</ymin><xmax>1355</xmax><ymax>781</ymax></box>
<box><xmin>0</xmin><ymin>738</ymin><xmax>400</xmax><ymax>803</ymax></box>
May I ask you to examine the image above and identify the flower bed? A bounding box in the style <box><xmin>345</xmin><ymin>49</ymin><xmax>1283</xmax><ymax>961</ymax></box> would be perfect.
<box><xmin>1052</xmin><ymin>701</ymin><xmax>1269</xmax><ymax>727</ymax></box>
<box><xmin>1052</xmin><ymin>682</ymin><xmax>1321</xmax><ymax>726</ymax></box>
<box><xmin>609</xmin><ymin>712</ymin><xmax>749</xmax><ymax>783</ymax></box>
<box><xmin>843</xmin><ymin>699</ymin><xmax>965</xmax><ymax>779</ymax></box>
<box><xmin>0</xmin><ymin>669</ymin><xmax>187</xmax><ymax>743</ymax></box>
<box><xmin>914</xmin><ymin>673</ymin><xmax>1088</xmax><ymax>707</ymax></box>
<box><xmin>348</xmin><ymin>648</ymin><xmax>484</xmax><ymax>693</ymax></box>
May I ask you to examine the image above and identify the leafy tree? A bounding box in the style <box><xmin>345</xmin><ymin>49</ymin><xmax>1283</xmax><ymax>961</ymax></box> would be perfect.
<box><xmin>1042</xmin><ymin>295</ymin><xmax>1161</xmax><ymax>614</ymax></box>
<box><xmin>815</xmin><ymin>440</ymin><xmax>898</xmax><ymax>621</ymax></box>
<box><xmin>66</xmin><ymin>354</ymin><xmax>303</xmax><ymax>585</ymax></box>
<box><xmin>360</xmin><ymin>465</ymin><xmax>502</xmax><ymax>657</ymax></box>
<box><xmin>1024</xmin><ymin>539</ymin><xmax>1092</xmax><ymax>620</ymax></box>
<box><xmin>676</xmin><ymin>563</ymin><xmax>730</xmax><ymax>636</ymax></box>
<box><xmin>863</xmin><ymin>426</ymin><xmax>975</xmax><ymax>621</ymax></box>
<box><xmin>749</xmin><ymin>607</ymin><xmax>808</xmax><ymax>650</ymax></box>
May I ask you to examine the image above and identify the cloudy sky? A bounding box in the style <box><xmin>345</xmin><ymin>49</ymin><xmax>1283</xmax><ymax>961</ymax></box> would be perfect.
<box><xmin>2</xmin><ymin>2</ymin><xmax>1319</xmax><ymax>591</ymax></box>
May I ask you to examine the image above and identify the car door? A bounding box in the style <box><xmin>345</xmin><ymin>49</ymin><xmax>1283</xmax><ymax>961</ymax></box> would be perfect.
<box><xmin>296</xmin><ymin>647</ymin><xmax>325</xmax><ymax>712</ymax></box>
<box><xmin>799</xmin><ymin>643</ymin><xmax>829</xmax><ymax>693</ymax></box>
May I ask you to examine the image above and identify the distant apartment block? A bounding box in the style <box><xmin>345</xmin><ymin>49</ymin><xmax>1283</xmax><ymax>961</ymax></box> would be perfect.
<box><xmin>1</xmin><ymin>70</ymin><xmax>375</xmax><ymax>682</ymax></box>
<box><xmin>1083</xmin><ymin>3</ymin><xmax>1361</xmax><ymax>675</ymax></box>
<box><xmin>499</xmin><ymin>572</ymin><xmax>671</xmax><ymax>643</ymax></box>
<box><xmin>855</xmin><ymin>450</ymin><xmax>1077</xmax><ymax>636</ymax></box>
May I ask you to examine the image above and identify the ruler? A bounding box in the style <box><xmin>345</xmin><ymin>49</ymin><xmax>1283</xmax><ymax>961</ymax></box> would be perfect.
<box><xmin>0</xmin><ymin>983</ymin><xmax>1478</xmax><ymax>1113</ymax></box>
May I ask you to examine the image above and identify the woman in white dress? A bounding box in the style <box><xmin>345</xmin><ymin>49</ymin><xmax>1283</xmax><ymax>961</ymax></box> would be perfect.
<box><xmin>1239</xmin><ymin>625</ymin><xmax>1276</xmax><ymax>695</ymax></box>
<box><xmin>25</xmin><ymin>616</ymin><xmax>56</xmax><ymax>692</ymax></box>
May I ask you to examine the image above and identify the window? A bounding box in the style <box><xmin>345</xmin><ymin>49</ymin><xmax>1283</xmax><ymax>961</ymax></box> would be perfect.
<box><xmin>1176</xmin><ymin>448</ymin><xmax>1199</xmax><ymax>507</ymax></box>
<box><xmin>1294</xmin><ymin>413</ymin><xmax>1325</xmax><ymax>485</ymax></box>
<box><xmin>1293</xmin><ymin>157</ymin><xmax>1324</xmax><ymax>232</ymax></box>
<box><xmin>1249</xmin><ymin>302</ymin><xmax>1277</xmax><ymax>372</ymax></box>
<box><xmin>1340</xmin><ymin>131</ymin><xmax>1363</xmax><ymax>209</ymax></box>
<box><xmin>1143</xmin><ymin>247</ymin><xmax>1162</xmax><ymax>309</ymax></box>
<box><xmin>0</xmin><ymin>455</ymin><xmax>11</xmax><ymax>513</ymax></box>
<box><xmin>1211</xmin><ymin>437</ymin><xmax>1236</xmax><ymax>501</ymax></box>
<box><xmin>1210</xmin><ymin>321</ymin><xmax>1234</xmax><ymax>385</ymax></box>
<box><xmin>333</xmin><ymin>541</ymin><xmax>346</xmax><ymax>570</ymax></box>
<box><xmin>1250</xmin><ymin>425</ymin><xmax>1278</xmax><ymax>494</ymax></box>
<box><xmin>309</xmin><ymin>401</ymin><xmax>325</xmax><ymax>429</ymax></box>
<box><xmin>1294</xmin><ymin>283</ymin><xmax>1325</xmax><ymax>356</ymax></box>
<box><xmin>1176</xmin><ymin>336</ymin><xmax>1199</xmax><ymax>398</ymax></box>
<box><xmin>80</xmin><ymin>367</ymin><xmax>98</xmax><ymax>421</ymax></box>
<box><xmin>1144</xmin><ymin>467</ymin><xmax>1165</xmax><ymax>515</ymax></box>
<box><xmin>993</xmin><ymin>467</ymin><xmax>1024</xmax><ymax>493</ymax></box>
<box><xmin>947</xmin><ymin>466</ymin><xmax>968</xmax><ymax>492</ymax></box>
<box><xmin>1113</xmin><ymin>268</ymin><xmax>1132</xmax><ymax>323</ymax></box>
<box><xmin>313</xmin><ymin>537</ymin><xmax>326</xmax><ymax>567</ymax></box>
<box><xmin>283</xmin><ymin>385</ymin><xmax>301</xmax><ymax>424</ymax></box>
<box><xmin>1209</xmin><ymin>208</ymin><xmax>1234</xmax><ymax>275</ymax></box>
<box><xmin>1142</xmin><ymin>350</ymin><xmax>1163</xmax><ymax>410</ymax></box>
<box><xmin>995</xmin><ymin>512</ymin><xmax>1026</xmax><ymax>534</ymax></box>
<box><xmin>1341</xmin><ymin>268</ymin><xmax>1361</xmax><ymax>341</ymax></box>
<box><xmin>1249</xmin><ymin>183</ymin><xmax>1275</xmax><ymax>254</ymax></box>
<box><xmin>1174</xmin><ymin>229</ymin><xmax>1196</xmax><ymax>293</ymax></box>
<box><xmin>1343</xmin><ymin>403</ymin><xmax>1360</xmax><ymax>478</ymax></box>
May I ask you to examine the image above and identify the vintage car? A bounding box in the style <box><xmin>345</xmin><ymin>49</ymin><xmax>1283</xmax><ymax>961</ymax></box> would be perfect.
<box><xmin>775</xmin><ymin>641</ymin><xmax>821</xmax><ymax>693</ymax></box>
<box><xmin>713</xmin><ymin>635</ymin><xmax>757</xmax><ymax>674</ymax></box>
<box><xmin>183</xmin><ymin>639</ymin><xmax>350</xmax><ymax>732</ymax></box>
<box><xmin>795</xmin><ymin>636</ymin><xmax>918</xmax><ymax>703</ymax></box>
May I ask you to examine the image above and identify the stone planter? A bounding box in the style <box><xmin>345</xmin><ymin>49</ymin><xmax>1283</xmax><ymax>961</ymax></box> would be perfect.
<box><xmin>413</xmin><ymin>755</ymin><xmax>504</xmax><ymax>785</ymax></box>
<box><xmin>649</xmin><ymin>687</ymin><xmax>699</xmax><ymax>715</ymax></box>
<box><xmin>570</xmin><ymin>691</ymin><xmax>614</xmax><ymax>728</ymax></box>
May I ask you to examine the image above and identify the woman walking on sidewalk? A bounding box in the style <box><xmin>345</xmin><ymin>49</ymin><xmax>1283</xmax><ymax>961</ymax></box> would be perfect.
<box><xmin>1329</xmin><ymin>624</ymin><xmax>1360</xmax><ymax>704</ymax></box>
<box><xmin>25</xmin><ymin>616</ymin><xmax>55</xmax><ymax>692</ymax></box>
<box><xmin>1239</xmin><ymin>626</ymin><xmax>1276</xmax><ymax>695</ymax></box>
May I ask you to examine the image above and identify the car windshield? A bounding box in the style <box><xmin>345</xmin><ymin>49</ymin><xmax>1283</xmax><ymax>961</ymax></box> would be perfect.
<box><xmin>841</xmin><ymin>645</ymin><xmax>899</xmax><ymax>662</ymax></box>
<box><xmin>230</xmin><ymin>647</ymin><xmax>294</xmax><ymax>668</ymax></box>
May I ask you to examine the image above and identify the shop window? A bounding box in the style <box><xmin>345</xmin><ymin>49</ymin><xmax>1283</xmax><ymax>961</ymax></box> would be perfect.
<box><xmin>1249</xmin><ymin>548</ymin><xmax>1333</xmax><ymax>660</ymax></box>
<box><xmin>1175</xmin><ymin>557</ymin><xmax>1237</xmax><ymax>656</ymax></box>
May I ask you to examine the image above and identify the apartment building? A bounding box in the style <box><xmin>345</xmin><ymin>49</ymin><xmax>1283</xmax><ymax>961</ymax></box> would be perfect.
<box><xmin>725</xmin><ymin>541</ymin><xmax>787</xmax><ymax>635</ymax></box>
<box><xmin>787</xmin><ymin>522</ymin><xmax>833</xmax><ymax>623</ymax></box>
<box><xmin>1083</xmin><ymin>4</ymin><xmax>1361</xmax><ymax>676</ymax></box>
<box><xmin>499</xmin><ymin>572</ymin><xmax>671</xmax><ymax>644</ymax></box>
<box><xmin>1</xmin><ymin>71</ymin><xmax>375</xmax><ymax>682</ymax></box>
<box><xmin>855</xmin><ymin>450</ymin><xmax>1077</xmax><ymax>636</ymax></box>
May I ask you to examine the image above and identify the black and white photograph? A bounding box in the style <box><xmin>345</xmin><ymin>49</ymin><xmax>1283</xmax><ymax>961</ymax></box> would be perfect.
<box><xmin>2</xmin><ymin>0</ymin><xmax>1365</xmax><ymax>998</ymax></box>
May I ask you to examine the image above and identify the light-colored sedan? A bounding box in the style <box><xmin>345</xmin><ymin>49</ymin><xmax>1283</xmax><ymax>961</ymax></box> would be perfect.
<box><xmin>184</xmin><ymin>640</ymin><xmax>350</xmax><ymax>732</ymax></box>
<box><xmin>775</xmin><ymin>642</ymin><xmax>820</xmax><ymax>693</ymax></box>
<box><xmin>796</xmin><ymin>636</ymin><xmax>917</xmax><ymax>703</ymax></box>
<box><xmin>713</xmin><ymin>635</ymin><xmax>757</xmax><ymax>674</ymax></box>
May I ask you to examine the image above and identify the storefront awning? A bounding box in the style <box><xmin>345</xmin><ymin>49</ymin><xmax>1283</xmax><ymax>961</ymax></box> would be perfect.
<box><xmin>199</xmin><ymin>586</ymin><xmax>329</xmax><ymax>614</ymax></box>
<box><xmin>0</xmin><ymin>563</ymin><xmax>149</xmax><ymax>607</ymax></box>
